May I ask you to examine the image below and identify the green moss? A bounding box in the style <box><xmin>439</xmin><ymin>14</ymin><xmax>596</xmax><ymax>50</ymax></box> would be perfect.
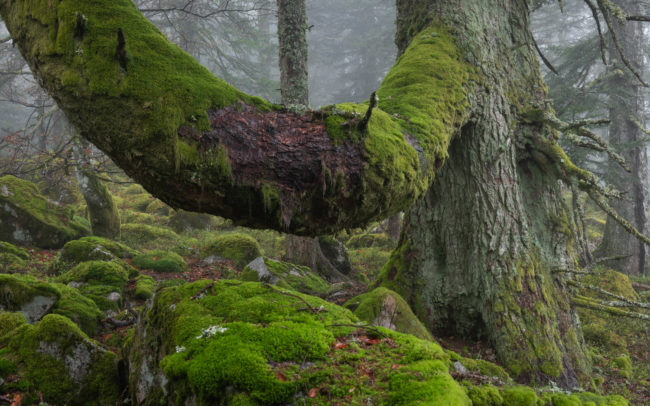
<box><xmin>124</xmin><ymin>193</ymin><xmax>155</xmax><ymax>212</ymax></box>
<box><xmin>134</xmin><ymin>275</ymin><xmax>156</xmax><ymax>299</ymax></box>
<box><xmin>345</xmin><ymin>287</ymin><xmax>433</xmax><ymax>341</ymax></box>
<box><xmin>145</xmin><ymin>199</ymin><xmax>171</xmax><ymax>215</ymax></box>
<box><xmin>50</xmin><ymin>283</ymin><xmax>103</xmax><ymax>336</ymax></box>
<box><xmin>0</xmin><ymin>252</ymin><xmax>27</xmax><ymax>273</ymax></box>
<box><xmin>612</xmin><ymin>355</ymin><xmax>632</xmax><ymax>379</ymax></box>
<box><xmin>124</xmin><ymin>184</ymin><xmax>146</xmax><ymax>195</ymax></box>
<box><xmin>242</xmin><ymin>257</ymin><xmax>330</xmax><ymax>296</ymax></box>
<box><xmin>582</xmin><ymin>269</ymin><xmax>638</xmax><ymax>301</ymax></box>
<box><xmin>120</xmin><ymin>223</ymin><xmax>179</xmax><ymax>244</ymax></box>
<box><xmin>0</xmin><ymin>241</ymin><xmax>30</xmax><ymax>259</ymax></box>
<box><xmin>0</xmin><ymin>175</ymin><xmax>89</xmax><ymax>248</ymax></box>
<box><xmin>449</xmin><ymin>354</ymin><xmax>510</xmax><ymax>382</ymax></box>
<box><xmin>168</xmin><ymin>209</ymin><xmax>219</xmax><ymax>233</ymax></box>
<box><xmin>502</xmin><ymin>386</ymin><xmax>538</xmax><ymax>406</ymax></box>
<box><xmin>58</xmin><ymin>260</ymin><xmax>129</xmax><ymax>288</ymax></box>
<box><xmin>0</xmin><ymin>273</ymin><xmax>60</xmax><ymax>311</ymax></box>
<box><xmin>201</xmin><ymin>233</ymin><xmax>262</xmax><ymax>268</ymax></box>
<box><xmin>464</xmin><ymin>384</ymin><xmax>503</xmax><ymax>406</ymax></box>
<box><xmin>0</xmin><ymin>312</ymin><xmax>27</xmax><ymax>337</ymax></box>
<box><xmin>388</xmin><ymin>360</ymin><xmax>470</xmax><ymax>405</ymax></box>
<box><xmin>133</xmin><ymin>250</ymin><xmax>188</xmax><ymax>273</ymax></box>
<box><xmin>60</xmin><ymin>236</ymin><xmax>137</xmax><ymax>264</ymax></box>
<box><xmin>2</xmin><ymin>314</ymin><xmax>120</xmax><ymax>405</ymax></box>
<box><xmin>0</xmin><ymin>358</ymin><xmax>17</xmax><ymax>377</ymax></box>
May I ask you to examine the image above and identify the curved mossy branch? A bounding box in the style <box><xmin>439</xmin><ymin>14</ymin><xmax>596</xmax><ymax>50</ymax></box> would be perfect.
<box><xmin>0</xmin><ymin>0</ymin><xmax>473</xmax><ymax>235</ymax></box>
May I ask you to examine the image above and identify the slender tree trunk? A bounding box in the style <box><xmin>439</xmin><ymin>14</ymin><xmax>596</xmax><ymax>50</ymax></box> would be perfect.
<box><xmin>379</xmin><ymin>0</ymin><xmax>590</xmax><ymax>387</ymax></box>
<box><xmin>72</xmin><ymin>136</ymin><xmax>120</xmax><ymax>239</ymax></box>
<box><xmin>277</xmin><ymin>0</ymin><xmax>308</xmax><ymax>107</ymax></box>
<box><xmin>596</xmin><ymin>0</ymin><xmax>648</xmax><ymax>276</ymax></box>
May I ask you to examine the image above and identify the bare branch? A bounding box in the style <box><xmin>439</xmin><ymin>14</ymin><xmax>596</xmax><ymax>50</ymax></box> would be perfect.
<box><xmin>569</xmin><ymin>280</ymin><xmax>650</xmax><ymax>309</ymax></box>
<box><xmin>532</xmin><ymin>36</ymin><xmax>558</xmax><ymax>75</ymax></box>
<box><xmin>572</xmin><ymin>295</ymin><xmax>650</xmax><ymax>321</ymax></box>
<box><xmin>596</xmin><ymin>0</ymin><xmax>649</xmax><ymax>86</ymax></box>
<box><xmin>588</xmin><ymin>189</ymin><xmax>650</xmax><ymax>248</ymax></box>
<box><xmin>583</xmin><ymin>0</ymin><xmax>608</xmax><ymax>65</ymax></box>
<box><xmin>626</xmin><ymin>15</ymin><xmax>650</xmax><ymax>22</ymax></box>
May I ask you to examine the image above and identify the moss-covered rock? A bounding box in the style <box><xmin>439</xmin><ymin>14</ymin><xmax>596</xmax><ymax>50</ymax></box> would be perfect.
<box><xmin>50</xmin><ymin>283</ymin><xmax>103</xmax><ymax>336</ymax></box>
<box><xmin>60</xmin><ymin>236</ymin><xmax>138</xmax><ymax>264</ymax></box>
<box><xmin>346</xmin><ymin>232</ymin><xmax>393</xmax><ymax>249</ymax></box>
<box><xmin>123</xmin><ymin>193</ymin><xmax>155</xmax><ymax>212</ymax></box>
<box><xmin>501</xmin><ymin>386</ymin><xmax>538</xmax><ymax>406</ymax></box>
<box><xmin>145</xmin><ymin>199</ymin><xmax>171</xmax><ymax>216</ymax></box>
<box><xmin>0</xmin><ymin>273</ymin><xmax>59</xmax><ymax>322</ymax></box>
<box><xmin>201</xmin><ymin>233</ymin><xmax>262</xmax><ymax>268</ymax></box>
<box><xmin>134</xmin><ymin>275</ymin><xmax>156</xmax><ymax>300</ymax></box>
<box><xmin>0</xmin><ymin>313</ymin><xmax>121</xmax><ymax>405</ymax></box>
<box><xmin>123</xmin><ymin>184</ymin><xmax>146</xmax><ymax>195</ymax></box>
<box><xmin>464</xmin><ymin>384</ymin><xmax>503</xmax><ymax>406</ymax></box>
<box><xmin>0</xmin><ymin>253</ymin><xmax>27</xmax><ymax>273</ymax></box>
<box><xmin>120</xmin><ymin>223</ymin><xmax>179</xmax><ymax>245</ymax></box>
<box><xmin>345</xmin><ymin>287</ymin><xmax>433</xmax><ymax>341</ymax></box>
<box><xmin>0</xmin><ymin>175</ymin><xmax>89</xmax><ymax>248</ymax></box>
<box><xmin>0</xmin><ymin>241</ymin><xmax>30</xmax><ymax>259</ymax></box>
<box><xmin>57</xmin><ymin>261</ymin><xmax>129</xmax><ymax>310</ymax></box>
<box><xmin>241</xmin><ymin>257</ymin><xmax>330</xmax><ymax>296</ymax></box>
<box><xmin>127</xmin><ymin>280</ymin><xmax>472</xmax><ymax>405</ymax></box>
<box><xmin>133</xmin><ymin>250</ymin><xmax>188</xmax><ymax>273</ymax></box>
<box><xmin>168</xmin><ymin>209</ymin><xmax>219</xmax><ymax>233</ymax></box>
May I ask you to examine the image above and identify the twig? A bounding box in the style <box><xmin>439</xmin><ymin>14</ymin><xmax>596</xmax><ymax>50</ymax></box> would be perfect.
<box><xmin>588</xmin><ymin>190</ymin><xmax>650</xmax><ymax>248</ymax></box>
<box><xmin>358</xmin><ymin>91</ymin><xmax>378</xmax><ymax>131</ymax></box>
<box><xmin>190</xmin><ymin>281</ymin><xmax>215</xmax><ymax>300</ymax></box>
<box><xmin>569</xmin><ymin>279</ymin><xmax>650</xmax><ymax>308</ymax></box>
<box><xmin>626</xmin><ymin>15</ymin><xmax>650</xmax><ymax>22</ymax></box>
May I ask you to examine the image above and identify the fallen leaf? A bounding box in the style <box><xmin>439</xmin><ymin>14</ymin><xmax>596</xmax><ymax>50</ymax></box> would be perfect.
<box><xmin>308</xmin><ymin>388</ymin><xmax>318</xmax><ymax>398</ymax></box>
<box><xmin>391</xmin><ymin>364</ymin><xmax>401</xmax><ymax>370</ymax></box>
<box><xmin>10</xmin><ymin>393</ymin><xmax>22</xmax><ymax>406</ymax></box>
<box><xmin>334</xmin><ymin>342</ymin><xmax>348</xmax><ymax>349</ymax></box>
<box><xmin>275</xmin><ymin>371</ymin><xmax>286</xmax><ymax>382</ymax></box>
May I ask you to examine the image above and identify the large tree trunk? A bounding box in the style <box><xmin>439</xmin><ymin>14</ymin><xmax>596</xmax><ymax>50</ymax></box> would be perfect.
<box><xmin>379</xmin><ymin>0</ymin><xmax>590</xmax><ymax>387</ymax></box>
<box><xmin>596</xmin><ymin>0</ymin><xmax>648</xmax><ymax>276</ymax></box>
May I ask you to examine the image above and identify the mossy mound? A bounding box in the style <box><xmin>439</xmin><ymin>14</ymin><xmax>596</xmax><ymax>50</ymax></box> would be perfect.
<box><xmin>60</xmin><ymin>236</ymin><xmax>138</xmax><ymax>264</ymax></box>
<box><xmin>123</xmin><ymin>193</ymin><xmax>155</xmax><ymax>212</ymax></box>
<box><xmin>0</xmin><ymin>273</ymin><xmax>59</xmax><ymax>322</ymax></box>
<box><xmin>122</xmin><ymin>210</ymin><xmax>160</xmax><ymax>225</ymax></box>
<box><xmin>346</xmin><ymin>232</ymin><xmax>393</xmax><ymax>249</ymax></box>
<box><xmin>134</xmin><ymin>275</ymin><xmax>156</xmax><ymax>299</ymax></box>
<box><xmin>448</xmin><ymin>351</ymin><xmax>511</xmax><ymax>382</ymax></box>
<box><xmin>0</xmin><ymin>313</ymin><xmax>120</xmax><ymax>405</ymax></box>
<box><xmin>0</xmin><ymin>252</ymin><xmax>27</xmax><ymax>273</ymax></box>
<box><xmin>145</xmin><ymin>199</ymin><xmax>171</xmax><ymax>216</ymax></box>
<box><xmin>345</xmin><ymin>287</ymin><xmax>433</xmax><ymax>341</ymax></box>
<box><xmin>127</xmin><ymin>280</ymin><xmax>472</xmax><ymax>405</ymax></box>
<box><xmin>0</xmin><ymin>274</ymin><xmax>103</xmax><ymax>335</ymax></box>
<box><xmin>120</xmin><ymin>223</ymin><xmax>179</xmax><ymax>245</ymax></box>
<box><xmin>0</xmin><ymin>241</ymin><xmax>30</xmax><ymax>260</ymax></box>
<box><xmin>168</xmin><ymin>209</ymin><xmax>220</xmax><ymax>233</ymax></box>
<box><xmin>123</xmin><ymin>184</ymin><xmax>146</xmax><ymax>195</ymax></box>
<box><xmin>0</xmin><ymin>175</ymin><xmax>89</xmax><ymax>248</ymax></box>
<box><xmin>133</xmin><ymin>250</ymin><xmax>188</xmax><ymax>273</ymax></box>
<box><xmin>57</xmin><ymin>261</ymin><xmax>129</xmax><ymax>310</ymax></box>
<box><xmin>581</xmin><ymin>269</ymin><xmax>639</xmax><ymax>301</ymax></box>
<box><xmin>201</xmin><ymin>233</ymin><xmax>262</xmax><ymax>268</ymax></box>
<box><xmin>241</xmin><ymin>257</ymin><xmax>331</xmax><ymax>296</ymax></box>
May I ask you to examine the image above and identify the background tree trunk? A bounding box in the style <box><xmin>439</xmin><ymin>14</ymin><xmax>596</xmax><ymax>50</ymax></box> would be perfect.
<box><xmin>72</xmin><ymin>136</ymin><xmax>120</xmax><ymax>239</ymax></box>
<box><xmin>277</xmin><ymin>0</ymin><xmax>309</xmax><ymax>108</ymax></box>
<box><xmin>380</xmin><ymin>0</ymin><xmax>590</xmax><ymax>387</ymax></box>
<box><xmin>596</xmin><ymin>0</ymin><xmax>648</xmax><ymax>276</ymax></box>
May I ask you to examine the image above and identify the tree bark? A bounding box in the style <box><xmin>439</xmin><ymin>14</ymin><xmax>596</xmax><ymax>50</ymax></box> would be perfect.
<box><xmin>277</xmin><ymin>0</ymin><xmax>309</xmax><ymax>108</ymax></box>
<box><xmin>379</xmin><ymin>0</ymin><xmax>590</xmax><ymax>387</ymax></box>
<box><xmin>596</xmin><ymin>0</ymin><xmax>648</xmax><ymax>276</ymax></box>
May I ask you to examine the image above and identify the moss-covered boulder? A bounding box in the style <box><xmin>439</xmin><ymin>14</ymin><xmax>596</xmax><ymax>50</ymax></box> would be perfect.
<box><xmin>0</xmin><ymin>313</ymin><xmax>121</xmax><ymax>405</ymax></box>
<box><xmin>0</xmin><ymin>273</ymin><xmax>59</xmax><ymax>322</ymax></box>
<box><xmin>346</xmin><ymin>232</ymin><xmax>393</xmax><ymax>249</ymax></box>
<box><xmin>241</xmin><ymin>257</ymin><xmax>330</xmax><ymax>296</ymax></box>
<box><xmin>201</xmin><ymin>233</ymin><xmax>262</xmax><ymax>268</ymax></box>
<box><xmin>145</xmin><ymin>199</ymin><xmax>171</xmax><ymax>216</ymax></box>
<box><xmin>0</xmin><ymin>251</ymin><xmax>27</xmax><ymax>273</ymax></box>
<box><xmin>134</xmin><ymin>275</ymin><xmax>156</xmax><ymax>300</ymax></box>
<box><xmin>0</xmin><ymin>175</ymin><xmax>89</xmax><ymax>248</ymax></box>
<box><xmin>57</xmin><ymin>261</ymin><xmax>129</xmax><ymax>311</ymax></box>
<box><xmin>60</xmin><ymin>236</ymin><xmax>138</xmax><ymax>264</ymax></box>
<box><xmin>0</xmin><ymin>274</ymin><xmax>103</xmax><ymax>336</ymax></box>
<box><xmin>168</xmin><ymin>209</ymin><xmax>220</xmax><ymax>233</ymax></box>
<box><xmin>127</xmin><ymin>280</ymin><xmax>473</xmax><ymax>405</ymax></box>
<box><xmin>133</xmin><ymin>250</ymin><xmax>188</xmax><ymax>273</ymax></box>
<box><xmin>0</xmin><ymin>241</ymin><xmax>30</xmax><ymax>259</ymax></box>
<box><xmin>120</xmin><ymin>223</ymin><xmax>179</xmax><ymax>245</ymax></box>
<box><xmin>345</xmin><ymin>287</ymin><xmax>433</xmax><ymax>341</ymax></box>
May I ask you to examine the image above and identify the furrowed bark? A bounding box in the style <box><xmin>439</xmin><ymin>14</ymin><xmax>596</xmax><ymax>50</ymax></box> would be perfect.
<box><xmin>380</xmin><ymin>0</ymin><xmax>590</xmax><ymax>388</ymax></box>
<box><xmin>0</xmin><ymin>0</ymin><xmax>472</xmax><ymax>235</ymax></box>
